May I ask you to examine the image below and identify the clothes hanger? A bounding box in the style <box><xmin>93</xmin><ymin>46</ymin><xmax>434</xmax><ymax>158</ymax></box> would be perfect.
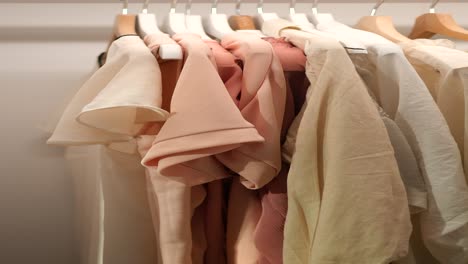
<box><xmin>113</xmin><ymin>0</ymin><xmax>137</xmax><ymax>38</ymax></box>
<box><xmin>185</xmin><ymin>0</ymin><xmax>212</xmax><ymax>39</ymax></box>
<box><xmin>137</xmin><ymin>0</ymin><xmax>183</xmax><ymax>60</ymax></box>
<box><xmin>307</xmin><ymin>0</ymin><xmax>336</xmax><ymax>27</ymax></box>
<box><xmin>255</xmin><ymin>0</ymin><xmax>281</xmax><ymax>29</ymax></box>
<box><xmin>229</xmin><ymin>0</ymin><xmax>266</xmax><ymax>37</ymax></box>
<box><xmin>355</xmin><ymin>0</ymin><xmax>410</xmax><ymax>43</ymax></box>
<box><xmin>288</xmin><ymin>0</ymin><xmax>315</xmax><ymax>31</ymax></box>
<box><xmin>137</xmin><ymin>0</ymin><xmax>163</xmax><ymax>36</ymax></box>
<box><xmin>203</xmin><ymin>0</ymin><xmax>235</xmax><ymax>39</ymax></box>
<box><xmin>301</xmin><ymin>0</ymin><xmax>368</xmax><ymax>51</ymax></box>
<box><xmin>163</xmin><ymin>0</ymin><xmax>188</xmax><ymax>35</ymax></box>
<box><xmin>409</xmin><ymin>0</ymin><xmax>468</xmax><ymax>40</ymax></box>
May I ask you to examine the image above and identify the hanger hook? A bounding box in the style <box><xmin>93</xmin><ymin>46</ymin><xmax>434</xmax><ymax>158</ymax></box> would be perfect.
<box><xmin>142</xmin><ymin>0</ymin><xmax>150</xmax><ymax>13</ymax></box>
<box><xmin>290</xmin><ymin>0</ymin><xmax>296</xmax><ymax>15</ymax></box>
<box><xmin>370</xmin><ymin>0</ymin><xmax>384</xmax><ymax>16</ymax></box>
<box><xmin>312</xmin><ymin>0</ymin><xmax>318</xmax><ymax>15</ymax></box>
<box><xmin>257</xmin><ymin>0</ymin><xmax>264</xmax><ymax>14</ymax></box>
<box><xmin>186</xmin><ymin>0</ymin><xmax>192</xmax><ymax>15</ymax></box>
<box><xmin>236</xmin><ymin>0</ymin><xmax>242</xmax><ymax>15</ymax></box>
<box><xmin>429</xmin><ymin>0</ymin><xmax>439</xmax><ymax>13</ymax></box>
<box><xmin>121</xmin><ymin>0</ymin><xmax>129</xmax><ymax>14</ymax></box>
<box><xmin>211</xmin><ymin>0</ymin><xmax>219</xmax><ymax>14</ymax></box>
<box><xmin>170</xmin><ymin>0</ymin><xmax>177</xmax><ymax>13</ymax></box>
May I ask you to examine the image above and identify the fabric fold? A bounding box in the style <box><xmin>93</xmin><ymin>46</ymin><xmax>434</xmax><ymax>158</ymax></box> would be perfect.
<box><xmin>141</xmin><ymin>33</ymin><xmax>264</xmax><ymax>186</ymax></box>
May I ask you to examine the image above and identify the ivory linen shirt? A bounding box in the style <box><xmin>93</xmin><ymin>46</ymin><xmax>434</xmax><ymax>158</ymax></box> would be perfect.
<box><xmin>47</xmin><ymin>36</ymin><xmax>164</xmax><ymax>264</ymax></box>
<box><xmin>263</xmin><ymin>19</ymin><xmax>411</xmax><ymax>264</ymax></box>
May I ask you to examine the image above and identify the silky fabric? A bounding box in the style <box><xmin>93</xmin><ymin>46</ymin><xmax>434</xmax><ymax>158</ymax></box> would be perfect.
<box><xmin>47</xmin><ymin>36</ymin><xmax>163</xmax><ymax>264</ymax></box>
<box><xmin>141</xmin><ymin>33</ymin><xmax>264</xmax><ymax>186</ymax></box>
<box><xmin>210</xmin><ymin>33</ymin><xmax>286</xmax><ymax>264</ymax></box>
<box><xmin>263</xmin><ymin>19</ymin><xmax>411</xmax><ymax>264</ymax></box>
<box><xmin>253</xmin><ymin>37</ymin><xmax>308</xmax><ymax>264</ymax></box>
<box><xmin>48</xmin><ymin>36</ymin><xmax>168</xmax><ymax>145</ymax></box>
<box><xmin>217</xmin><ymin>32</ymin><xmax>287</xmax><ymax>190</ymax></box>
<box><xmin>400</xmin><ymin>39</ymin><xmax>468</xmax><ymax>177</ymax></box>
<box><xmin>203</xmin><ymin>39</ymin><xmax>246</xmax><ymax>264</ymax></box>
<box><xmin>309</xmin><ymin>20</ymin><xmax>468</xmax><ymax>263</ymax></box>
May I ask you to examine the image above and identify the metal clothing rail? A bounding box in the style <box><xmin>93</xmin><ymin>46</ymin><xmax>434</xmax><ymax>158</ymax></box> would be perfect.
<box><xmin>0</xmin><ymin>0</ymin><xmax>463</xmax><ymax>3</ymax></box>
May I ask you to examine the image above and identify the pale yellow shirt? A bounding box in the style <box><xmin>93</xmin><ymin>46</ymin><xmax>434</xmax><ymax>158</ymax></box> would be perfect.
<box><xmin>263</xmin><ymin>19</ymin><xmax>411</xmax><ymax>264</ymax></box>
<box><xmin>310</xmin><ymin>24</ymin><xmax>468</xmax><ymax>263</ymax></box>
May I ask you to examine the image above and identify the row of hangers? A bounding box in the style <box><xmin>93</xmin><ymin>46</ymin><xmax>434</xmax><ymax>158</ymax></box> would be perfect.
<box><xmin>111</xmin><ymin>0</ymin><xmax>468</xmax><ymax>61</ymax></box>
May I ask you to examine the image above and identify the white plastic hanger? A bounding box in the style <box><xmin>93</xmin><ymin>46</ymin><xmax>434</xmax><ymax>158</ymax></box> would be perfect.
<box><xmin>308</xmin><ymin>0</ymin><xmax>336</xmax><ymax>26</ymax></box>
<box><xmin>137</xmin><ymin>0</ymin><xmax>163</xmax><ymax>36</ymax></box>
<box><xmin>355</xmin><ymin>0</ymin><xmax>410</xmax><ymax>43</ymax></box>
<box><xmin>288</xmin><ymin>0</ymin><xmax>315</xmax><ymax>31</ymax></box>
<box><xmin>255</xmin><ymin>0</ymin><xmax>280</xmax><ymax>29</ymax></box>
<box><xmin>203</xmin><ymin>0</ymin><xmax>234</xmax><ymax>39</ymax></box>
<box><xmin>163</xmin><ymin>0</ymin><xmax>188</xmax><ymax>36</ymax></box>
<box><xmin>185</xmin><ymin>0</ymin><xmax>212</xmax><ymax>40</ymax></box>
<box><xmin>137</xmin><ymin>0</ymin><xmax>183</xmax><ymax>60</ymax></box>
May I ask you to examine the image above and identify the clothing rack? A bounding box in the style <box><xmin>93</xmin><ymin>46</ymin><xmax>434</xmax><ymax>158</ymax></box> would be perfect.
<box><xmin>1</xmin><ymin>0</ymin><xmax>467</xmax><ymax>42</ymax></box>
<box><xmin>0</xmin><ymin>0</ymin><xmax>463</xmax><ymax>3</ymax></box>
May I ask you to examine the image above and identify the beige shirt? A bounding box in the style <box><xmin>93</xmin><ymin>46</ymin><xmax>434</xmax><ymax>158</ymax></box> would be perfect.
<box><xmin>401</xmin><ymin>39</ymin><xmax>468</xmax><ymax>176</ymax></box>
<box><xmin>263</xmin><ymin>19</ymin><xmax>411</xmax><ymax>264</ymax></box>
<box><xmin>312</xmin><ymin>25</ymin><xmax>468</xmax><ymax>263</ymax></box>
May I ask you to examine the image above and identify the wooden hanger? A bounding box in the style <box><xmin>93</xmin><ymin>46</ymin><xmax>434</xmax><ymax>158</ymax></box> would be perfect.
<box><xmin>204</xmin><ymin>0</ymin><xmax>234</xmax><ymax>39</ymax></box>
<box><xmin>100</xmin><ymin>0</ymin><xmax>136</xmax><ymax>65</ymax></box>
<box><xmin>355</xmin><ymin>0</ymin><xmax>410</xmax><ymax>43</ymax></box>
<box><xmin>113</xmin><ymin>0</ymin><xmax>137</xmax><ymax>38</ymax></box>
<box><xmin>229</xmin><ymin>0</ymin><xmax>266</xmax><ymax>37</ymax></box>
<box><xmin>409</xmin><ymin>0</ymin><xmax>468</xmax><ymax>40</ymax></box>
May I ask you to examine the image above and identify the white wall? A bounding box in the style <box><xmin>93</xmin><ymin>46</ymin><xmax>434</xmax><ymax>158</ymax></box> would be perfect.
<box><xmin>1</xmin><ymin>2</ymin><xmax>467</xmax><ymax>264</ymax></box>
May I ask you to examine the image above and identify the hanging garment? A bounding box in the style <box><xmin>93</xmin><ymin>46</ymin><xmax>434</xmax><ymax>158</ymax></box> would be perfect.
<box><xmin>216</xmin><ymin>32</ymin><xmax>287</xmax><ymax>264</ymax></box>
<box><xmin>47</xmin><ymin>35</ymin><xmax>165</xmax><ymax>264</ymax></box>
<box><xmin>263</xmin><ymin>19</ymin><xmax>411</xmax><ymax>264</ymax></box>
<box><xmin>400</xmin><ymin>39</ymin><xmax>468</xmax><ymax>178</ymax></box>
<box><xmin>141</xmin><ymin>33</ymin><xmax>264</xmax><ymax>186</ymax></box>
<box><xmin>310</xmin><ymin>20</ymin><xmax>468</xmax><ymax>263</ymax></box>
<box><xmin>48</xmin><ymin>35</ymin><xmax>168</xmax><ymax>145</ymax></box>
<box><xmin>217</xmin><ymin>33</ymin><xmax>287</xmax><ymax>190</ymax></box>
<box><xmin>380</xmin><ymin>116</ymin><xmax>427</xmax><ymax>214</ymax></box>
<box><xmin>253</xmin><ymin>36</ymin><xmax>308</xmax><ymax>264</ymax></box>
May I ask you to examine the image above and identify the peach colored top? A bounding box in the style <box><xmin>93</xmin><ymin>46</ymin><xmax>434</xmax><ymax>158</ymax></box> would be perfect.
<box><xmin>141</xmin><ymin>33</ymin><xmax>264</xmax><ymax>186</ymax></box>
<box><xmin>217</xmin><ymin>32</ymin><xmax>287</xmax><ymax>190</ymax></box>
<box><xmin>215</xmin><ymin>33</ymin><xmax>286</xmax><ymax>264</ymax></box>
<box><xmin>254</xmin><ymin>37</ymin><xmax>307</xmax><ymax>264</ymax></box>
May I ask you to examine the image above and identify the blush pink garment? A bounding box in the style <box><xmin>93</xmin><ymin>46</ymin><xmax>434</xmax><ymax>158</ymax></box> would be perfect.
<box><xmin>252</xmin><ymin>37</ymin><xmax>308</xmax><ymax>264</ymax></box>
<box><xmin>202</xmin><ymin>39</ymin><xmax>246</xmax><ymax>264</ymax></box>
<box><xmin>217</xmin><ymin>33</ymin><xmax>287</xmax><ymax>190</ymax></box>
<box><xmin>216</xmin><ymin>33</ymin><xmax>287</xmax><ymax>264</ymax></box>
<box><xmin>141</xmin><ymin>33</ymin><xmax>264</xmax><ymax>186</ymax></box>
